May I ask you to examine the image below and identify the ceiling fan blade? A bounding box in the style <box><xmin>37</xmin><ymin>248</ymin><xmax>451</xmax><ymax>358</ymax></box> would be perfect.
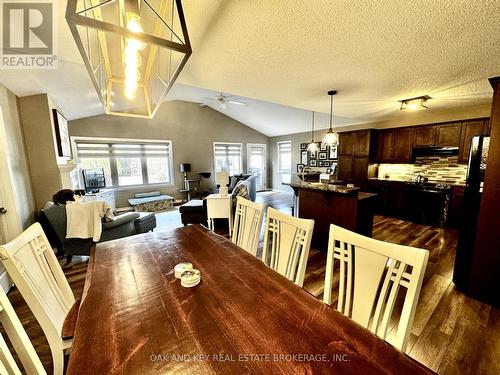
<box><xmin>228</xmin><ymin>100</ymin><xmax>247</xmax><ymax>106</ymax></box>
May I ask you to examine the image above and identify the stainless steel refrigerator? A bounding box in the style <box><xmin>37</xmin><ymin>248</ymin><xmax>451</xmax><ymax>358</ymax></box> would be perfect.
<box><xmin>453</xmin><ymin>135</ymin><xmax>490</xmax><ymax>290</ymax></box>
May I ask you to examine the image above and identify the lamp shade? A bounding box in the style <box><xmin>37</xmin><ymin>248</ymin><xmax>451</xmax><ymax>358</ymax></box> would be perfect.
<box><xmin>179</xmin><ymin>163</ymin><xmax>191</xmax><ymax>173</ymax></box>
<box><xmin>215</xmin><ymin>171</ymin><xmax>229</xmax><ymax>186</ymax></box>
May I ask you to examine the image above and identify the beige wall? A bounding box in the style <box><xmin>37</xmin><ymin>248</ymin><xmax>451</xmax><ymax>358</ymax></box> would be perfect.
<box><xmin>18</xmin><ymin>94</ymin><xmax>63</xmax><ymax>210</ymax></box>
<box><xmin>0</xmin><ymin>84</ymin><xmax>35</xmax><ymax>228</ymax></box>
<box><xmin>69</xmin><ymin>101</ymin><xmax>269</xmax><ymax>208</ymax></box>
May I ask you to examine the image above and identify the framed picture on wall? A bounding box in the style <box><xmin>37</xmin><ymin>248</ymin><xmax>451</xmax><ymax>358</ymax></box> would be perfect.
<box><xmin>320</xmin><ymin>143</ymin><xmax>327</xmax><ymax>151</ymax></box>
<box><xmin>323</xmin><ymin>161</ymin><xmax>331</xmax><ymax>167</ymax></box>
<box><xmin>329</xmin><ymin>145</ymin><xmax>338</xmax><ymax>159</ymax></box>
<box><xmin>301</xmin><ymin>150</ymin><xmax>308</xmax><ymax>165</ymax></box>
<box><xmin>297</xmin><ymin>164</ymin><xmax>305</xmax><ymax>173</ymax></box>
<box><xmin>318</xmin><ymin>161</ymin><xmax>324</xmax><ymax>167</ymax></box>
<box><xmin>52</xmin><ymin>109</ymin><xmax>71</xmax><ymax>158</ymax></box>
<box><xmin>319</xmin><ymin>152</ymin><xmax>327</xmax><ymax>160</ymax></box>
<box><xmin>310</xmin><ymin>159</ymin><xmax>317</xmax><ymax>167</ymax></box>
<box><xmin>309</xmin><ymin>149</ymin><xmax>317</xmax><ymax>159</ymax></box>
<box><xmin>300</xmin><ymin>143</ymin><xmax>307</xmax><ymax>150</ymax></box>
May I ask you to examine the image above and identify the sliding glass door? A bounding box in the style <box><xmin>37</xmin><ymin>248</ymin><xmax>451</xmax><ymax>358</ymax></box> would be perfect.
<box><xmin>247</xmin><ymin>143</ymin><xmax>267</xmax><ymax>190</ymax></box>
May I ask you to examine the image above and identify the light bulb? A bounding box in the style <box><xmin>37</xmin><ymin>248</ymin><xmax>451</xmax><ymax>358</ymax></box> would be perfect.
<box><xmin>322</xmin><ymin>130</ymin><xmax>338</xmax><ymax>146</ymax></box>
<box><xmin>123</xmin><ymin>13</ymin><xmax>145</xmax><ymax>100</ymax></box>
<box><xmin>307</xmin><ymin>142</ymin><xmax>319</xmax><ymax>152</ymax></box>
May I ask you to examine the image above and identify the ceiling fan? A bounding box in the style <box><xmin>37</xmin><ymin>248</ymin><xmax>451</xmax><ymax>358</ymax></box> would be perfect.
<box><xmin>200</xmin><ymin>93</ymin><xmax>247</xmax><ymax>109</ymax></box>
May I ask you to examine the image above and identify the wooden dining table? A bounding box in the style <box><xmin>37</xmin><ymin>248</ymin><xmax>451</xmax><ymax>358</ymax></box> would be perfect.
<box><xmin>67</xmin><ymin>224</ymin><xmax>433</xmax><ymax>374</ymax></box>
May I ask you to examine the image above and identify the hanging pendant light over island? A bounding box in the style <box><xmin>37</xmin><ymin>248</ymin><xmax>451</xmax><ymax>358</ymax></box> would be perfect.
<box><xmin>322</xmin><ymin>90</ymin><xmax>339</xmax><ymax>146</ymax></box>
<box><xmin>307</xmin><ymin>111</ymin><xmax>319</xmax><ymax>152</ymax></box>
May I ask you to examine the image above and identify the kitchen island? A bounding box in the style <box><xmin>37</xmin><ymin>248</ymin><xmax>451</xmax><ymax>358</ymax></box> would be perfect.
<box><xmin>285</xmin><ymin>178</ymin><xmax>377</xmax><ymax>250</ymax></box>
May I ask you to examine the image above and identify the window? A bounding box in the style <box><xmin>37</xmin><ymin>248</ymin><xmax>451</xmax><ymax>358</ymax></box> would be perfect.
<box><xmin>75</xmin><ymin>139</ymin><xmax>173</xmax><ymax>187</ymax></box>
<box><xmin>277</xmin><ymin>140</ymin><xmax>292</xmax><ymax>184</ymax></box>
<box><xmin>213</xmin><ymin>142</ymin><xmax>242</xmax><ymax>176</ymax></box>
<box><xmin>277</xmin><ymin>141</ymin><xmax>292</xmax><ymax>172</ymax></box>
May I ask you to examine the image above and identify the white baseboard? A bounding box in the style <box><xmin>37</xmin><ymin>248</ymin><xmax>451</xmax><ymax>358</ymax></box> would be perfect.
<box><xmin>0</xmin><ymin>270</ymin><xmax>12</xmax><ymax>293</ymax></box>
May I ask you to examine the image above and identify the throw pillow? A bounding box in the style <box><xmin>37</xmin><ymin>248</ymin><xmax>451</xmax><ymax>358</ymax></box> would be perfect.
<box><xmin>231</xmin><ymin>183</ymin><xmax>249</xmax><ymax>208</ymax></box>
<box><xmin>229</xmin><ymin>176</ymin><xmax>239</xmax><ymax>189</ymax></box>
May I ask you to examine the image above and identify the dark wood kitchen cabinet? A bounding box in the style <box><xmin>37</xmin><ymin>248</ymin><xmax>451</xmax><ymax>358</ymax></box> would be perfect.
<box><xmin>413</xmin><ymin>122</ymin><xmax>461</xmax><ymax>148</ymax></box>
<box><xmin>353</xmin><ymin>156</ymin><xmax>369</xmax><ymax>183</ymax></box>
<box><xmin>376</xmin><ymin>130</ymin><xmax>394</xmax><ymax>162</ymax></box>
<box><xmin>458</xmin><ymin>118</ymin><xmax>490</xmax><ymax>163</ymax></box>
<box><xmin>337</xmin><ymin>130</ymin><xmax>375</xmax><ymax>184</ymax></box>
<box><xmin>448</xmin><ymin>185</ymin><xmax>465</xmax><ymax>228</ymax></box>
<box><xmin>366</xmin><ymin>179</ymin><xmax>404</xmax><ymax>216</ymax></box>
<box><xmin>354</xmin><ymin>130</ymin><xmax>371</xmax><ymax>156</ymax></box>
<box><xmin>413</xmin><ymin>125</ymin><xmax>437</xmax><ymax>147</ymax></box>
<box><xmin>393</xmin><ymin>127</ymin><xmax>414</xmax><ymax>162</ymax></box>
<box><xmin>436</xmin><ymin>122</ymin><xmax>461</xmax><ymax>147</ymax></box>
<box><xmin>375</xmin><ymin>127</ymin><xmax>413</xmax><ymax>163</ymax></box>
<box><xmin>337</xmin><ymin>156</ymin><xmax>353</xmax><ymax>182</ymax></box>
<box><xmin>339</xmin><ymin>132</ymin><xmax>354</xmax><ymax>156</ymax></box>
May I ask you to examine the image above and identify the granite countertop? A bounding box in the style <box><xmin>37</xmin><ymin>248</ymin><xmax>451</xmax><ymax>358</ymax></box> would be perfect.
<box><xmin>367</xmin><ymin>177</ymin><xmax>466</xmax><ymax>187</ymax></box>
<box><xmin>285</xmin><ymin>180</ymin><xmax>359</xmax><ymax>194</ymax></box>
<box><xmin>284</xmin><ymin>181</ymin><xmax>379</xmax><ymax>200</ymax></box>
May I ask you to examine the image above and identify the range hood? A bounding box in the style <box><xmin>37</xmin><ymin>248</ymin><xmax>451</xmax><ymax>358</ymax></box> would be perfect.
<box><xmin>413</xmin><ymin>146</ymin><xmax>459</xmax><ymax>159</ymax></box>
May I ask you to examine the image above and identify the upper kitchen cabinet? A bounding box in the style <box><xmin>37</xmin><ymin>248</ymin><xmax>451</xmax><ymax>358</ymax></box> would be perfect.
<box><xmin>393</xmin><ymin>127</ymin><xmax>414</xmax><ymax>162</ymax></box>
<box><xmin>339</xmin><ymin>132</ymin><xmax>354</xmax><ymax>156</ymax></box>
<box><xmin>375</xmin><ymin>127</ymin><xmax>413</xmax><ymax>163</ymax></box>
<box><xmin>413</xmin><ymin>125</ymin><xmax>437</xmax><ymax>147</ymax></box>
<box><xmin>353</xmin><ymin>129</ymin><xmax>372</xmax><ymax>156</ymax></box>
<box><xmin>413</xmin><ymin>122</ymin><xmax>461</xmax><ymax>148</ymax></box>
<box><xmin>458</xmin><ymin>118</ymin><xmax>490</xmax><ymax>163</ymax></box>
<box><xmin>436</xmin><ymin>122</ymin><xmax>461</xmax><ymax>147</ymax></box>
<box><xmin>376</xmin><ymin>130</ymin><xmax>394</xmax><ymax>162</ymax></box>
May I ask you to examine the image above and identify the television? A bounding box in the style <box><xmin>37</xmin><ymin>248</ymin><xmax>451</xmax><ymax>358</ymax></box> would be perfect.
<box><xmin>82</xmin><ymin>168</ymin><xmax>106</xmax><ymax>192</ymax></box>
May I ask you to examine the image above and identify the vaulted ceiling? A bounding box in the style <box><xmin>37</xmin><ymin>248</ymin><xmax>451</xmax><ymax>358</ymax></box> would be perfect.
<box><xmin>0</xmin><ymin>0</ymin><xmax>499</xmax><ymax>136</ymax></box>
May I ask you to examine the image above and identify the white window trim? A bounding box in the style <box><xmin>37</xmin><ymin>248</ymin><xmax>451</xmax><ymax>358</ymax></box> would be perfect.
<box><xmin>277</xmin><ymin>140</ymin><xmax>292</xmax><ymax>173</ymax></box>
<box><xmin>212</xmin><ymin>141</ymin><xmax>243</xmax><ymax>175</ymax></box>
<box><xmin>71</xmin><ymin>136</ymin><xmax>175</xmax><ymax>190</ymax></box>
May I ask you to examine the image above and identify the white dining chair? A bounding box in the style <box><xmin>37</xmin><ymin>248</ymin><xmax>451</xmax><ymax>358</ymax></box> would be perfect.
<box><xmin>323</xmin><ymin>224</ymin><xmax>429</xmax><ymax>352</ymax></box>
<box><xmin>262</xmin><ymin>208</ymin><xmax>314</xmax><ymax>287</ymax></box>
<box><xmin>231</xmin><ymin>197</ymin><xmax>265</xmax><ymax>256</ymax></box>
<box><xmin>0</xmin><ymin>223</ymin><xmax>76</xmax><ymax>375</ymax></box>
<box><xmin>0</xmin><ymin>286</ymin><xmax>46</xmax><ymax>374</ymax></box>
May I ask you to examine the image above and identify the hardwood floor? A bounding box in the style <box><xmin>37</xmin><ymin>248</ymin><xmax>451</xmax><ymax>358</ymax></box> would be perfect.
<box><xmin>2</xmin><ymin>190</ymin><xmax>499</xmax><ymax>374</ymax></box>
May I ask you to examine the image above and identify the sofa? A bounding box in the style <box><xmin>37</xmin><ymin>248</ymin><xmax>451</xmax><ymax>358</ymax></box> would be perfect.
<box><xmin>179</xmin><ymin>175</ymin><xmax>257</xmax><ymax>226</ymax></box>
<box><xmin>42</xmin><ymin>202</ymin><xmax>156</xmax><ymax>262</ymax></box>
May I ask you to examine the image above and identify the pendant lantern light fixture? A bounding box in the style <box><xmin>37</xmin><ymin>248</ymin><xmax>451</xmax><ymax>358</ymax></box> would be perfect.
<box><xmin>66</xmin><ymin>0</ymin><xmax>192</xmax><ymax>119</ymax></box>
<box><xmin>322</xmin><ymin>90</ymin><xmax>338</xmax><ymax>146</ymax></box>
<box><xmin>307</xmin><ymin>111</ymin><xmax>319</xmax><ymax>152</ymax></box>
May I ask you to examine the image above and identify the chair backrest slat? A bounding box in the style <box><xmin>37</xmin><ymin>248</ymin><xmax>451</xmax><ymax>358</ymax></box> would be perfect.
<box><xmin>323</xmin><ymin>224</ymin><xmax>428</xmax><ymax>352</ymax></box>
<box><xmin>262</xmin><ymin>208</ymin><xmax>314</xmax><ymax>287</ymax></box>
<box><xmin>231</xmin><ymin>197</ymin><xmax>264</xmax><ymax>256</ymax></box>
<box><xmin>0</xmin><ymin>223</ymin><xmax>75</xmax><ymax>367</ymax></box>
<box><xmin>0</xmin><ymin>286</ymin><xmax>46</xmax><ymax>374</ymax></box>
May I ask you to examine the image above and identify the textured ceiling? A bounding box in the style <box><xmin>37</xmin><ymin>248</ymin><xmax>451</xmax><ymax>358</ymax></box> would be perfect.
<box><xmin>0</xmin><ymin>0</ymin><xmax>499</xmax><ymax>135</ymax></box>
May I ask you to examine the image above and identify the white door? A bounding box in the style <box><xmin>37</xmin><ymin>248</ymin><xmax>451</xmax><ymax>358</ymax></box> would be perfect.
<box><xmin>247</xmin><ymin>143</ymin><xmax>267</xmax><ymax>190</ymax></box>
<box><xmin>0</xmin><ymin>106</ymin><xmax>22</xmax><ymax>292</ymax></box>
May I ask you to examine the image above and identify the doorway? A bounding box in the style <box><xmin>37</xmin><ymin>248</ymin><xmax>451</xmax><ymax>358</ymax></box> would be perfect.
<box><xmin>0</xmin><ymin>106</ymin><xmax>22</xmax><ymax>291</ymax></box>
<box><xmin>247</xmin><ymin>143</ymin><xmax>267</xmax><ymax>190</ymax></box>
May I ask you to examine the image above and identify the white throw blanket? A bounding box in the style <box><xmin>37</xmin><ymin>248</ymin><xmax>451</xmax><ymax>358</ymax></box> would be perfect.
<box><xmin>65</xmin><ymin>201</ymin><xmax>114</xmax><ymax>242</ymax></box>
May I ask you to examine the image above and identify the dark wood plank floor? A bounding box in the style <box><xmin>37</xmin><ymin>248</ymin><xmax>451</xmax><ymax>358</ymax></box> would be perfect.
<box><xmin>2</xmin><ymin>190</ymin><xmax>499</xmax><ymax>374</ymax></box>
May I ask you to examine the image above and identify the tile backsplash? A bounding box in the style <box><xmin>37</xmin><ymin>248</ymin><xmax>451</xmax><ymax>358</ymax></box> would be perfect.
<box><xmin>378</xmin><ymin>156</ymin><xmax>467</xmax><ymax>185</ymax></box>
